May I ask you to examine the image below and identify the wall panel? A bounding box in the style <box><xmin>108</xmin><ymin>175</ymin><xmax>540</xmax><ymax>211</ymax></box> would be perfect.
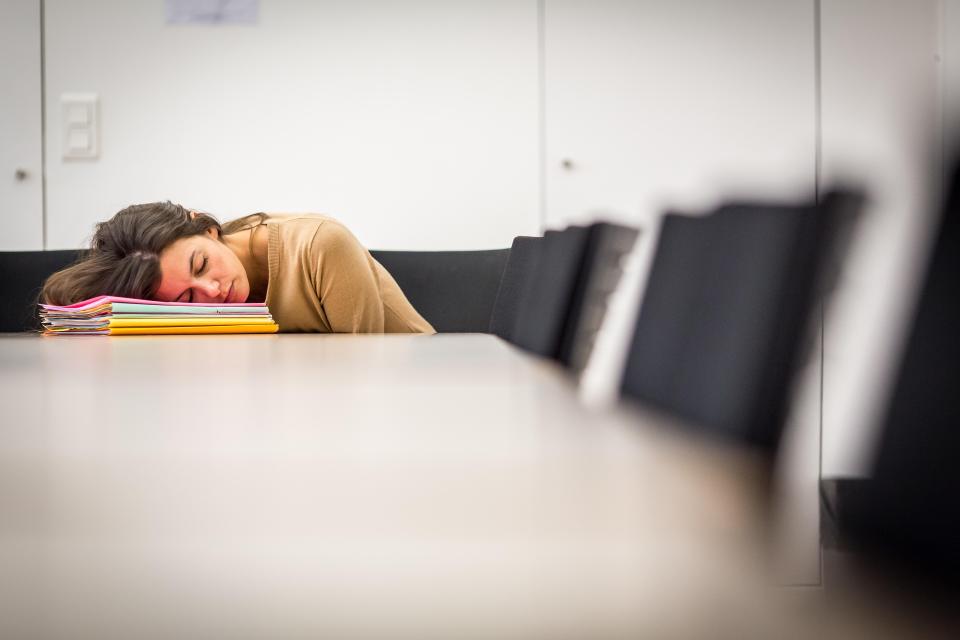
<box><xmin>43</xmin><ymin>0</ymin><xmax>540</xmax><ymax>250</ymax></box>
<box><xmin>0</xmin><ymin>0</ymin><xmax>43</xmax><ymax>250</ymax></box>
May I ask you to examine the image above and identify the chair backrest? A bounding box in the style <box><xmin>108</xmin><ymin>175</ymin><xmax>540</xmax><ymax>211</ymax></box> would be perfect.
<box><xmin>511</xmin><ymin>227</ymin><xmax>591</xmax><ymax>357</ymax></box>
<box><xmin>838</xmin><ymin>161</ymin><xmax>960</xmax><ymax>586</ymax></box>
<box><xmin>370</xmin><ymin>249</ymin><xmax>510</xmax><ymax>333</ymax></box>
<box><xmin>488</xmin><ymin>236</ymin><xmax>544</xmax><ymax>341</ymax></box>
<box><xmin>0</xmin><ymin>250</ymin><xmax>85</xmax><ymax>332</ymax></box>
<box><xmin>507</xmin><ymin>223</ymin><xmax>638</xmax><ymax>363</ymax></box>
<box><xmin>620</xmin><ymin>194</ymin><xmax>856</xmax><ymax>451</ymax></box>
<box><xmin>557</xmin><ymin>223</ymin><xmax>638</xmax><ymax>371</ymax></box>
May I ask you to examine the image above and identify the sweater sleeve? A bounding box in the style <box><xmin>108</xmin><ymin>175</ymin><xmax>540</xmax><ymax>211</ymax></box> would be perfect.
<box><xmin>309</xmin><ymin>221</ymin><xmax>386</xmax><ymax>333</ymax></box>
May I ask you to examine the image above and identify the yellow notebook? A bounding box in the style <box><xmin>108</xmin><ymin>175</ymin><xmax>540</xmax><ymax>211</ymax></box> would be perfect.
<box><xmin>107</xmin><ymin>324</ymin><xmax>279</xmax><ymax>335</ymax></box>
<box><xmin>107</xmin><ymin>316</ymin><xmax>277</xmax><ymax>328</ymax></box>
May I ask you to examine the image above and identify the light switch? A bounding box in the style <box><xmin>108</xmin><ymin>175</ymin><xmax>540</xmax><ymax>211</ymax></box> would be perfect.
<box><xmin>67</xmin><ymin>129</ymin><xmax>91</xmax><ymax>152</ymax></box>
<box><xmin>65</xmin><ymin>104</ymin><xmax>91</xmax><ymax>126</ymax></box>
<box><xmin>61</xmin><ymin>93</ymin><xmax>99</xmax><ymax>160</ymax></box>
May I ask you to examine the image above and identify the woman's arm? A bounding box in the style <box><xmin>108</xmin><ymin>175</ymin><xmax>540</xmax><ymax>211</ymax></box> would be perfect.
<box><xmin>308</xmin><ymin>220</ymin><xmax>386</xmax><ymax>333</ymax></box>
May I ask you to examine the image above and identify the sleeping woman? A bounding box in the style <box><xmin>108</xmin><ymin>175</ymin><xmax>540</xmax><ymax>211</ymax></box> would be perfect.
<box><xmin>41</xmin><ymin>202</ymin><xmax>435</xmax><ymax>334</ymax></box>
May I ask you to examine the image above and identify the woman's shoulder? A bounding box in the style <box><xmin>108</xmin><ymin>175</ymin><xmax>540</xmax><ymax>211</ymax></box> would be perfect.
<box><xmin>262</xmin><ymin>213</ymin><xmax>342</xmax><ymax>225</ymax></box>
<box><xmin>265</xmin><ymin>213</ymin><xmax>356</xmax><ymax>236</ymax></box>
<box><xmin>265</xmin><ymin>214</ymin><xmax>363</xmax><ymax>254</ymax></box>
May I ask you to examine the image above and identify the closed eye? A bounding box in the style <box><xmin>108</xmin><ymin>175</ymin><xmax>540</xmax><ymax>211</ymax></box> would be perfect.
<box><xmin>180</xmin><ymin>256</ymin><xmax>208</xmax><ymax>302</ymax></box>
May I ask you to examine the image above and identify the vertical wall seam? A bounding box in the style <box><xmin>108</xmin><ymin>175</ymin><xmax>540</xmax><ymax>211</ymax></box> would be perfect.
<box><xmin>938</xmin><ymin>0</ymin><xmax>947</xmax><ymax>200</ymax></box>
<box><xmin>537</xmin><ymin>0</ymin><xmax>547</xmax><ymax>233</ymax></box>
<box><xmin>815</xmin><ymin>0</ymin><xmax>822</xmax><ymax>203</ymax></box>
<box><xmin>40</xmin><ymin>0</ymin><xmax>47</xmax><ymax>250</ymax></box>
<box><xmin>814</xmin><ymin>0</ymin><xmax>824</xmax><ymax>587</ymax></box>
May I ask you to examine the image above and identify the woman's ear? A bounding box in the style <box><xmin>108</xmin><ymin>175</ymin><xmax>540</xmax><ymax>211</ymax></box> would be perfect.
<box><xmin>205</xmin><ymin>226</ymin><xmax>219</xmax><ymax>239</ymax></box>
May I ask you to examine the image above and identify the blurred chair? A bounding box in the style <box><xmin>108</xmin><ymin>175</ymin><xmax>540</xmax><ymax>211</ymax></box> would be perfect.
<box><xmin>620</xmin><ymin>193</ymin><xmax>859</xmax><ymax>451</ymax></box>
<box><xmin>368</xmin><ymin>249</ymin><xmax>510</xmax><ymax>333</ymax></box>
<box><xmin>0</xmin><ymin>249</ymin><xmax>84</xmax><ymax>332</ymax></box>
<box><xmin>488</xmin><ymin>235</ymin><xmax>544</xmax><ymax>342</ymax></box>
<box><xmin>509</xmin><ymin>223</ymin><xmax>638</xmax><ymax>364</ymax></box>
<box><xmin>557</xmin><ymin>223</ymin><xmax>639</xmax><ymax>372</ymax></box>
<box><xmin>510</xmin><ymin>228</ymin><xmax>584</xmax><ymax>357</ymax></box>
<box><xmin>823</xmin><ymin>160</ymin><xmax>960</xmax><ymax>589</ymax></box>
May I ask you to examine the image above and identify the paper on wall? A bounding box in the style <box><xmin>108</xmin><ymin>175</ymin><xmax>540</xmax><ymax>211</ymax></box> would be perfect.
<box><xmin>165</xmin><ymin>0</ymin><xmax>258</xmax><ymax>25</ymax></box>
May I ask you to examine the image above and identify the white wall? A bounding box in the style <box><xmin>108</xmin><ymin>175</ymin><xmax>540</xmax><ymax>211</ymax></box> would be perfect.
<box><xmin>543</xmin><ymin>0</ymin><xmax>817</xmax><ymax>231</ymax></box>
<box><xmin>42</xmin><ymin>0</ymin><xmax>541</xmax><ymax>250</ymax></box>
<box><xmin>0</xmin><ymin>0</ymin><xmax>43</xmax><ymax>250</ymax></box>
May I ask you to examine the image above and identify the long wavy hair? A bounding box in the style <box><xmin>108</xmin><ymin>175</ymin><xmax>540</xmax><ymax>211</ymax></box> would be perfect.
<box><xmin>40</xmin><ymin>202</ymin><xmax>244</xmax><ymax>305</ymax></box>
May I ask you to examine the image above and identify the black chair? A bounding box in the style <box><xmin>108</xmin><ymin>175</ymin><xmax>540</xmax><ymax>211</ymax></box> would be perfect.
<box><xmin>557</xmin><ymin>223</ymin><xmax>638</xmax><ymax>371</ymax></box>
<box><xmin>0</xmin><ymin>250</ymin><xmax>84</xmax><ymax>332</ymax></box>
<box><xmin>367</xmin><ymin>249</ymin><xmax>510</xmax><ymax>333</ymax></box>
<box><xmin>511</xmin><ymin>228</ymin><xmax>585</xmax><ymax>357</ymax></box>
<box><xmin>620</xmin><ymin>193</ymin><xmax>859</xmax><ymax>451</ymax></box>
<box><xmin>824</xmin><ymin>160</ymin><xmax>960</xmax><ymax>589</ymax></box>
<box><xmin>508</xmin><ymin>223</ymin><xmax>638</xmax><ymax>364</ymax></box>
<box><xmin>488</xmin><ymin>236</ymin><xmax>544</xmax><ymax>342</ymax></box>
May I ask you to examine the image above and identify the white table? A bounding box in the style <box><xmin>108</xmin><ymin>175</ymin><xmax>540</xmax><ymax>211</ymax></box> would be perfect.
<box><xmin>0</xmin><ymin>333</ymin><xmax>778</xmax><ymax>639</ymax></box>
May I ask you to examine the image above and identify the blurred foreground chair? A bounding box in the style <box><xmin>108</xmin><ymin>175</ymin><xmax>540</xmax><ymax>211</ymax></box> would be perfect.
<box><xmin>369</xmin><ymin>249</ymin><xmax>510</xmax><ymax>333</ymax></box>
<box><xmin>507</xmin><ymin>223</ymin><xmax>638</xmax><ymax>366</ymax></box>
<box><xmin>823</xmin><ymin>160</ymin><xmax>960</xmax><ymax>590</ymax></box>
<box><xmin>620</xmin><ymin>193</ymin><xmax>860</xmax><ymax>452</ymax></box>
<box><xmin>0</xmin><ymin>249</ymin><xmax>84</xmax><ymax>332</ymax></box>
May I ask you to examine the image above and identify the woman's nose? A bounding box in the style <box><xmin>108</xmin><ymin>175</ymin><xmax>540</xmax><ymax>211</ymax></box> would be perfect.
<box><xmin>199</xmin><ymin>280</ymin><xmax>221</xmax><ymax>299</ymax></box>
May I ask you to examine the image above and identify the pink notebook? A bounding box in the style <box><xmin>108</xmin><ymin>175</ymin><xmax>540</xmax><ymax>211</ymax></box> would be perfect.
<box><xmin>42</xmin><ymin>295</ymin><xmax>268</xmax><ymax>312</ymax></box>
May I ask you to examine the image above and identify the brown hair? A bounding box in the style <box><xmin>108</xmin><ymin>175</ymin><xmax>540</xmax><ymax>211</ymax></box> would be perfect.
<box><xmin>41</xmin><ymin>201</ymin><xmax>224</xmax><ymax>305</ymax></box>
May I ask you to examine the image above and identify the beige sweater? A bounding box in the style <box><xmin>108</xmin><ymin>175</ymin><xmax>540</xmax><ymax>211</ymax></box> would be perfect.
<box><xmin>261</xmin><ymin>215</ymin><xmax>435</xmax><ymax>334</ymax></box>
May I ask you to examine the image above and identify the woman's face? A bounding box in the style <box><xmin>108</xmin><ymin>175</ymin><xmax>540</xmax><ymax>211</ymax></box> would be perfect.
<box><xmin>155</xmin><ymin>228</ymin><xmax>250</xmax><ymax>303</ymax></box>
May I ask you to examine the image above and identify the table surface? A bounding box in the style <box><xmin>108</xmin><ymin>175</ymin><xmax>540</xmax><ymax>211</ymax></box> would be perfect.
<box><xmin>0</xmin><ymin>333</ymin><xmax>778</xmax><ymax>639</ymax></box>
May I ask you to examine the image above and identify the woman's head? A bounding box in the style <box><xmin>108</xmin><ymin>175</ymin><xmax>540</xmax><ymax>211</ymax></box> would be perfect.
<box><xmin>41</xmin><ymin>201</ymin><xmax>251</xmax><ymax>305</ymax></box>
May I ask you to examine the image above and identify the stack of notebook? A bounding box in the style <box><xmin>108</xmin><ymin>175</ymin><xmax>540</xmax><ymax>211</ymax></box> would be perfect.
<box><xmin>40</xmin><ymin>295</ymin><xmax>279</xmax><ymax>335</ymax></box>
